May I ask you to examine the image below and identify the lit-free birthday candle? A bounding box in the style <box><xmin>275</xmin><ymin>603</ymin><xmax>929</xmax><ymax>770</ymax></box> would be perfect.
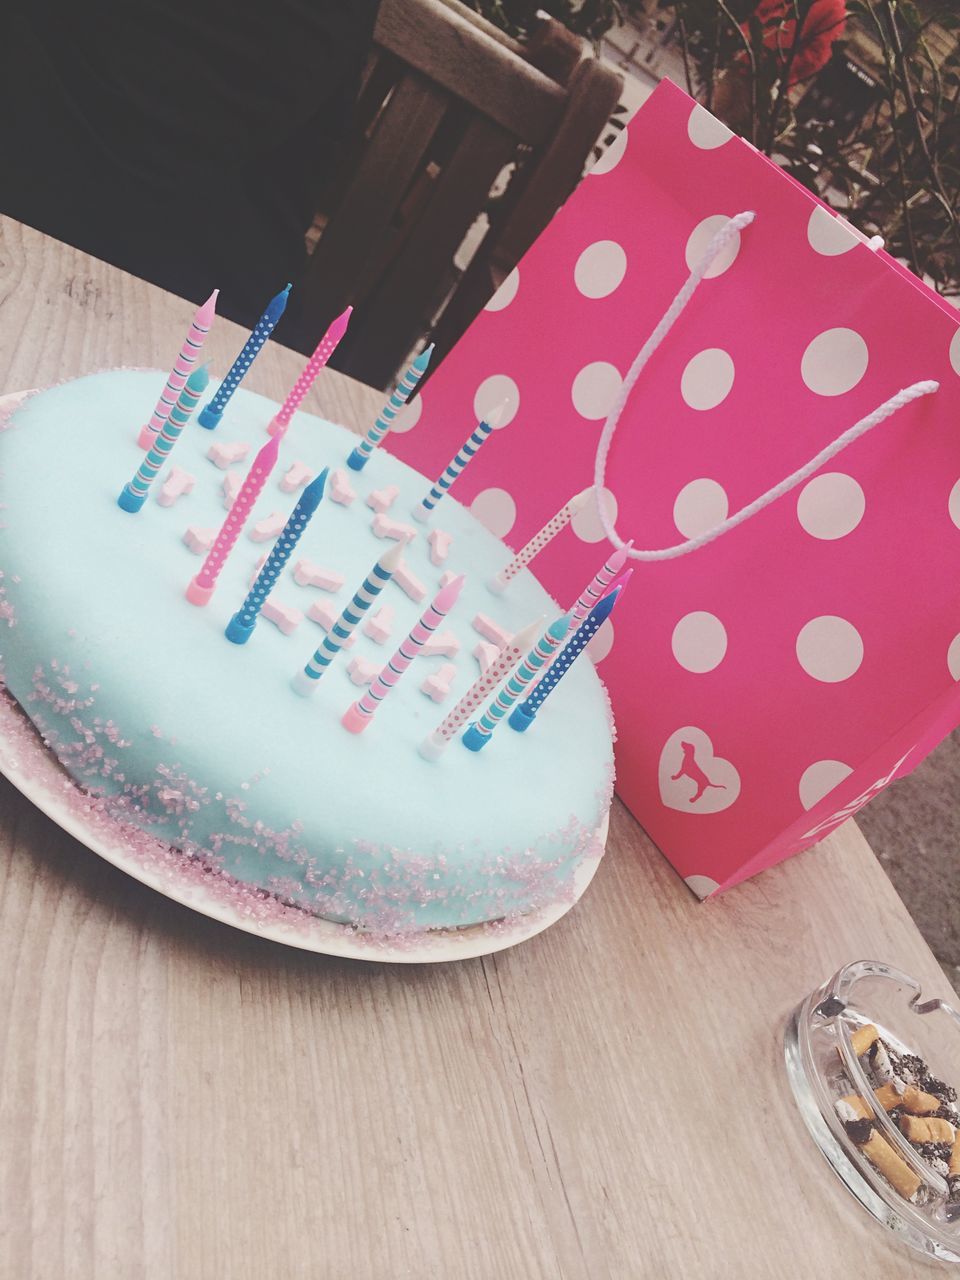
<box><xmin>411</xmin><ymin>402</ymin><xmax>505</xmax><ymax>522</ymax></box>
<box><xmin>341</xmin><ymin>574</ymin><xmax>465</xmax><ymax>733</ymax></box>
<box><xmin>489</xmin><ymin>487</ymin><xmax>594</xmax><ymax>594</ymax></box>
<box><xmin>118</xmin><ymin>364</ymin><xmax>209</xmax><ymax>513</ymax></box>
<box><xmin>462</xmin><ymin>614</ymin><xmax>569</xmax><ymax>752</ymax></box>
<box><xmin>566</xmin><ymin>539</ymin><xmax>632</xmax><ymax>634</ymax></box>
<box><xmin>186</xmin><ymin>435</ymin><xmax>281</xmax><ymax>606</ymax></box>
<box><xmin>225</xmin><ymin>468</ymin><xmax>328</xmax><ymax>645</ymax></box>
<box><xmin>419</xmin><ymin>616</ymin><xmax>541</xmax><ymax>762</ymax></box>
<box><xmin>509</xmin><ymin>581</ymin><xmax>627</xmax><ymax>733</ymax></box>
<box><xmin>138</xmin><ymin>289</ymin><xmax>218</xmax><ymax>449</ymax></box>
<box><xmin>267</xmin><ymin>306</ymin><xmax>352</xmax><ymax>438</ymax></box>
<box><xmin>292</xmin><ymin>542</ymin><xmax>404</xmax><ymax>695</ymax></box>
<box><xmin>198</xmin><ymin>284</ymin><xmax>291</xmax><ymax>429</ymax></box>
<box><xmin>346</xmin><ymin>344</ymin><xmax>434</xmax><ymax>472</ymax></box>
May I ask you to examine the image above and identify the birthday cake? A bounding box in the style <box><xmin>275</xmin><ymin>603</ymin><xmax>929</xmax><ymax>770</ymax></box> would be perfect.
<box><xmin>0</xmin><ymin>367</ymin><xmax>615</xmax><ymax>937</ymax></box>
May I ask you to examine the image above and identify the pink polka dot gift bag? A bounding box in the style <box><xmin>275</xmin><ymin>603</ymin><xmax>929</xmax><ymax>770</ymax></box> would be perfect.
<box><xmin>389</xmin><ymin>80</ymin><xmax>960</xmax><ymax>899</ymax></box>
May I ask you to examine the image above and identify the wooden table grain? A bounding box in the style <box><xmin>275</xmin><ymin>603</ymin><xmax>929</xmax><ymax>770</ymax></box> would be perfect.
<box><xmin>0</xmin><ymin>217</ymin><xmax>954</xmax><ymax>1278</ymax></box>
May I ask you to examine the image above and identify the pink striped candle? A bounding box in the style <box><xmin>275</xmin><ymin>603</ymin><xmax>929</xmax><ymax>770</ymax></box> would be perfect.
<box><xmin>342</xmin><ymin>575</ymin><xmax>465</xmax><ymax>734</ymax></box>
<box><xmin>267</xmin><ymin>306</ymin><xmax>352</xmax><ymax>437</ymax></box>
<box><xmin>419</xmin><ymin>617</ymin><xmax>541</xmax><ymax>761</ymax></box>
<box><xmin>488</xmin><ymin>487</ymin><xmax>594</xmax><ymax>594</ymax></box>
<box><xmin>566</xmin><ymin>540</ymin><xmax>633</xmax><ymax>635</ymax></box>
<box><xmin>186</xmin><ymin>435</ymin><xmax>280</xmax><ymax>606</ymax></box>
<box><xmin>138</xmin><ymin>290</ymin><xmax>218</xmax><ymax>449</ymax></box>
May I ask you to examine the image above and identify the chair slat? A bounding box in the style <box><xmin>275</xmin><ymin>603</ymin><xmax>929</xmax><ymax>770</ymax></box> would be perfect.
<box><xmin>375</xmin><ymin>0</ymin><xmax>565</xmax><ymax>145</ymax></box>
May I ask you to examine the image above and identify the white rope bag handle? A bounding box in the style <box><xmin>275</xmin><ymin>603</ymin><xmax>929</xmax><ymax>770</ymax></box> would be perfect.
<box><xmin>593</xmin><ymin>212</ymin><xmax>940</xmax><ymax>560</ymax></box>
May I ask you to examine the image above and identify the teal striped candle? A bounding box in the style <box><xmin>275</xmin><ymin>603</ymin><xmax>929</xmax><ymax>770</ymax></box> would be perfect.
<box><xmin>508</xmin><ymin>585</ymin><xmax>625</xmax><ymax>733</ymax></box>
<box><xmin>292</xmin><ymin>542</ymin><xmax>404</xmax><ymax>695</ymax></box>
<box><xmin>411</xmin><ymin>401</ymin><xmax>505</xmax><ymax>522</ymax></box>
<box><xmin>347</xmin><ymin>345</ymin><xmax>433</xmax><ymax>471</ymax></box>
<box><xmin>118</xmin><ymin>365</ymin><xmax>209</xmax><ymax>513</ymax></box>
<box><xmin>462</xmin><ymin>614</ymin><xmax>569</xmax><ymax>751</ymax></box>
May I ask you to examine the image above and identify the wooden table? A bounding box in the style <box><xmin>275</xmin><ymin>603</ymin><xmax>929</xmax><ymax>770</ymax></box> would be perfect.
<box><xmin>0</xmin><ymin>218</ymin><xmax>953</xmax><ymax>1278</ymax></box>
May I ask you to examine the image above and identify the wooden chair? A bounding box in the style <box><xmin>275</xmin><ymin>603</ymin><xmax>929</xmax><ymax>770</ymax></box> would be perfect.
<box><xmin>299</xmin><ymin>0</ymin><xmax>623</xmax><ymax>389</ymax></box>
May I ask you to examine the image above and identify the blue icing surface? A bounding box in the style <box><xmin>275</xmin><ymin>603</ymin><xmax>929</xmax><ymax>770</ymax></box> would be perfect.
<box><xmin>0</xmin><ymin>370</ymin><xmax>614</xmax><ymax>932</ymax></box>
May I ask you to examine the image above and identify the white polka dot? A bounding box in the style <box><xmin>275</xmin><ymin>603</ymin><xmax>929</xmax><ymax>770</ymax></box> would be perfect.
<box><xmin>671</xmin><ymin>612</ymin><xmax>728</xmax><ymax>673</ymax></box>
<box><xmin>685</xmin><ymin>215</ymin><xmax>741</xmax><ymax>278</ymax></box>
<box><xmin>950</xmin><ymin>328</ymin><xmax>960</xmax><ymax>377</ymax></box>
<box><xmin>574</xmin><ymin>241</ymin><xmax>627</xmax><ymax>299</ymax></box>
<box><xmin>684</xmin><ymin>874</ymin><xmax>720</xmax><ymax>899</ymax></box>
<box><xmin>473</xmin><ymin>374</ymin><xmax>519</xmax><ymax>428</ymax></box>
<box><xmin>799</xmin><ymin>759</ymin><xmax>854</xmax><ymax>810</ymax></box>
<box><xmin>680</xmin><ymin>348</ymin><xmax>735</xmax><ymax>411</ymax></box>
<box><xmin>801</xmin><ymin>328</ymin><xmax>869</xmax><ymax>397</ymax></box>
<box><xmin>807</xmin><ymin>206</ymin><xmax>859</xmax><ymax>257</ymax></box>
<box><xmin>796</xmin><ymin>473</ymin><xmax>865</xmax><ymax>540</ymax></box>
<box><xmin>571</xmin><ymin>487</ymin><xmax>617</xmax><ymax>543</ymax></box>
<box><xmin>673</xmin><ymin>478</ymin><xmax>729</xmax><ymax>539</ymax></box>
<box><xmin>470</xmin><ymin>487</ymin><xmax>516</xmax><ymax>538</ymax></box>
<box><xmin>950</xmin><ymin>479</ymin><xmax>960</xmax><ymax>530</ymax></box>
<box><xmin>948</xmin><ymin>633</ymin><xmax>960</xmax><ymax>680</ymax></box>
<box><xmin>796</xmin><ymin>616</ymin><xmax>864</xmax><ymax>683</ymax></box>
<box><xmin>391</xmin><ymin>395</ymin><xmax>423</xmax><ymax>434</ymax></box>
<box><xmin>687</xmin><ymin>104</ymin><xmax>732</xmax><ymax>150</ymax></box>
<box><xmin>571</xmin><ymin>362</ymin><xmax>622</xmax><ymax>420</ymax></box>
<box><xmin>589</xmin><ymin>128</ymin><xmax>628</xmax><ymax>176</ymax></box>
<box><xmin>587</xmin><ymin>618</ymin><xmax>615</xmax><ymax>663</ymax></box>
<box><xmin>484</xmin><ymin>268</ymin><xmax>519</xmax><ymax>312</ymax></box>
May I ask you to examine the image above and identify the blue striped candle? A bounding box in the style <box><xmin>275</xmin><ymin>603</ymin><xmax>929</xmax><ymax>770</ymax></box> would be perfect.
<box><xmin>225</xmin><ymin>467</ymin><xmax>328</xmax><ymax>645</ymax></box>
<box><xmin>462</xmin><ymin>614</ymin><xmax>569</xmax><ymax>751</ymax></box>
<box><xmin>198</xmin><ymin>284</ymin><xmax>291</xmax><ymax>429</ymax></box>
<box><xmin>292</xmin><ymin>542</ymin><xmax>404</xmax><ymax>695</ymax></box>
<box><xmin>118</xmin><ymin>364</ymin><xmax>209</xmax><ymax>513</ymax></box>
<box><xmin>508</xmin><ymin>586</ymin><xmax>624</xmax><ymax>733</ymax></box>
<box><xmin>411</xmin><ymin>401</ymin><xmax>505</xmax><ymax>522</ymax></box>
<box><xmin>347</xmin><ymin>344</ymin><xmax>433</xmax><ymax>471</ymax></box>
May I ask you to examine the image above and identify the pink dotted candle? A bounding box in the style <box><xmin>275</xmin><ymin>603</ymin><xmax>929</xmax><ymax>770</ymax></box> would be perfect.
<box><xmin>419</xmin><ymin>617</ymin><xmax>541</xmax><ymax>761</ymax></box>
<box><xmin>267</xmin><ymin>307</ymin><xmax>352</xmax><ymax>437</ymax></box>
<box><xmin>342</xmin><ymin>575</ymin><xmax>465</xmax><ymax>734</ymax></box>
<box><xmin>139</xmin><ymin>290</ymin><xmax>218</xmax><ymax>449</ymax></box>
<box><xmin>186</xmin><ymin>435</ymin><xmax>280</xmax><ymax>606</ymax></box>
<box><xmin>489</xmin><ymin>487</ymin><xmax>593</xmax><ymax>594</ymax></box>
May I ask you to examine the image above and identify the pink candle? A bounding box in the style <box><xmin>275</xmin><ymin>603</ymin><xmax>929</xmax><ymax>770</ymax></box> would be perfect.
<box><xmin>267</xmin><ymin>306</ymin><xmax>352</xmax><ymax>437</ymax></box>
<box><xmin>186</xmin><ymin>435</ymin><xmax>280</xmax><ymax>606</ymax></box>
<box><xmin>419</xmin><ymin>617</ymin><xmax>541</xmax><ymax>761</ymax></box>
<box><xmin>566</xmin><ymin>540</ymin><xmax>632</xmax><ymax>634</ymax></box>
<box><xmin>489</xmin><ymin>487</ymin><xmax>594</xmax><ymax>594</ymax></box>
<box><xmin>139</xmin><ymin>290</ymin><xmax>218</xmax><ymax>449</ymax></box>
<box><xmin>342</xmin><ymin>575</ymin><xmax>465</xmax><ymax>734</ymax></box>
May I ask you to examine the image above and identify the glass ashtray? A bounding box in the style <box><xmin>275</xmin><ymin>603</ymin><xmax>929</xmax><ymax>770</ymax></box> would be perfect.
<box><xmin>785</xmin><ymin>960</ymin><xmax>960</xmax><ymax>1264</ymax></box>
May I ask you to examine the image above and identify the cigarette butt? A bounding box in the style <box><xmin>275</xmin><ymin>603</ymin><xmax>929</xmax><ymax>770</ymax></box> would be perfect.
<box><xmin>900</xmin><ymin>1115</ymin><xmax>956</xmax><ymax>1145</ymax></box>
<box><xmin>850</xmin><ymin>1024</ymin><xmax>880</xmax><ymax>1057</ymax></box>
<box><xmin>900</xmin><ymin>1085</ymin><xmax>941</xmax><ymax>1116</ymax></box>
<box><xmin>873</xmin><ymin>1083</ymin><xmax>903</xmax><ymax>1112</ymax></box>
<box><xmin>949</xmin><ymin>1135</ymin><xmax>960</xmax><ymax>1178</ymax></box>
<box><xmin>839</xmin><ymin>1094</ymin><xmax>871</xmax><ymax>1120</ymax></box>
<box><xmin>861</xmin><ymin>1130</ymin><xmax>923</xmax><ymax>1200</ymax></box>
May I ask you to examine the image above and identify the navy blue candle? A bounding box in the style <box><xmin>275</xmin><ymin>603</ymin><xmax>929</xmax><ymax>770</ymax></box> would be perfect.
<box><xmin>199</xmin><ymin>284</ymin><xmax>291</xmax><ymax>429</ymax></box>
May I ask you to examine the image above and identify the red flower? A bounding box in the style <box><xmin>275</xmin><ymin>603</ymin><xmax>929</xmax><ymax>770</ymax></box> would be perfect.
<box><xmin>745</xmin><ymin>0</ymin><xmax>847</xmax><ymax>83</ymax></box>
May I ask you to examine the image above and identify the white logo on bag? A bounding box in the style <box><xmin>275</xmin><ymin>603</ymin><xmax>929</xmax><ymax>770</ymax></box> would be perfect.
<box><xmin>658</xmin><ymin>727</ymin><xmax>741</xmax><ymax>814</ymax></box>
<box><xmin>800</xmin><ymin>749</ymin><xmax>914</xmax><ymax>840</ymax></box>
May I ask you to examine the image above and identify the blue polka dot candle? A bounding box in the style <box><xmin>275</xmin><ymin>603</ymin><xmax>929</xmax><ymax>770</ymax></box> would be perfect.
<box><xmin>508</xmin><ymin>580</ymin><xmax>628</xmax><ymax>733</ymax></box>
<box><xmin>198</xmin><ymin>284</ymin><xmax>291</xmax><ymax>429</ymax></box>
<box><xmin>347</xmin><ymin>344</ymin><xmax>433</xmax><ymax>471</ymax></box>
<box><xmin>411</xmin><ymin>401</ymin><xmax>505</xmax><ymax>522</ymax></box>
<box><xmin>117</xmin><ymin>364</ymin><xmax>209</xmax><ymax>513</ymax></box>
<box><xmin>225</xmin><ymin>467</ymin><xmax>328</xmax><ymax>645</ymax></box>
<box><xmin>292</xmin><ymin>542</ymin><xmax>404</xmax><ymax>695</ymax></box>
<box><xmin>462</xmin><ymin>614</ymin><xmax>569</xmax><ymax>751</ymax></box>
